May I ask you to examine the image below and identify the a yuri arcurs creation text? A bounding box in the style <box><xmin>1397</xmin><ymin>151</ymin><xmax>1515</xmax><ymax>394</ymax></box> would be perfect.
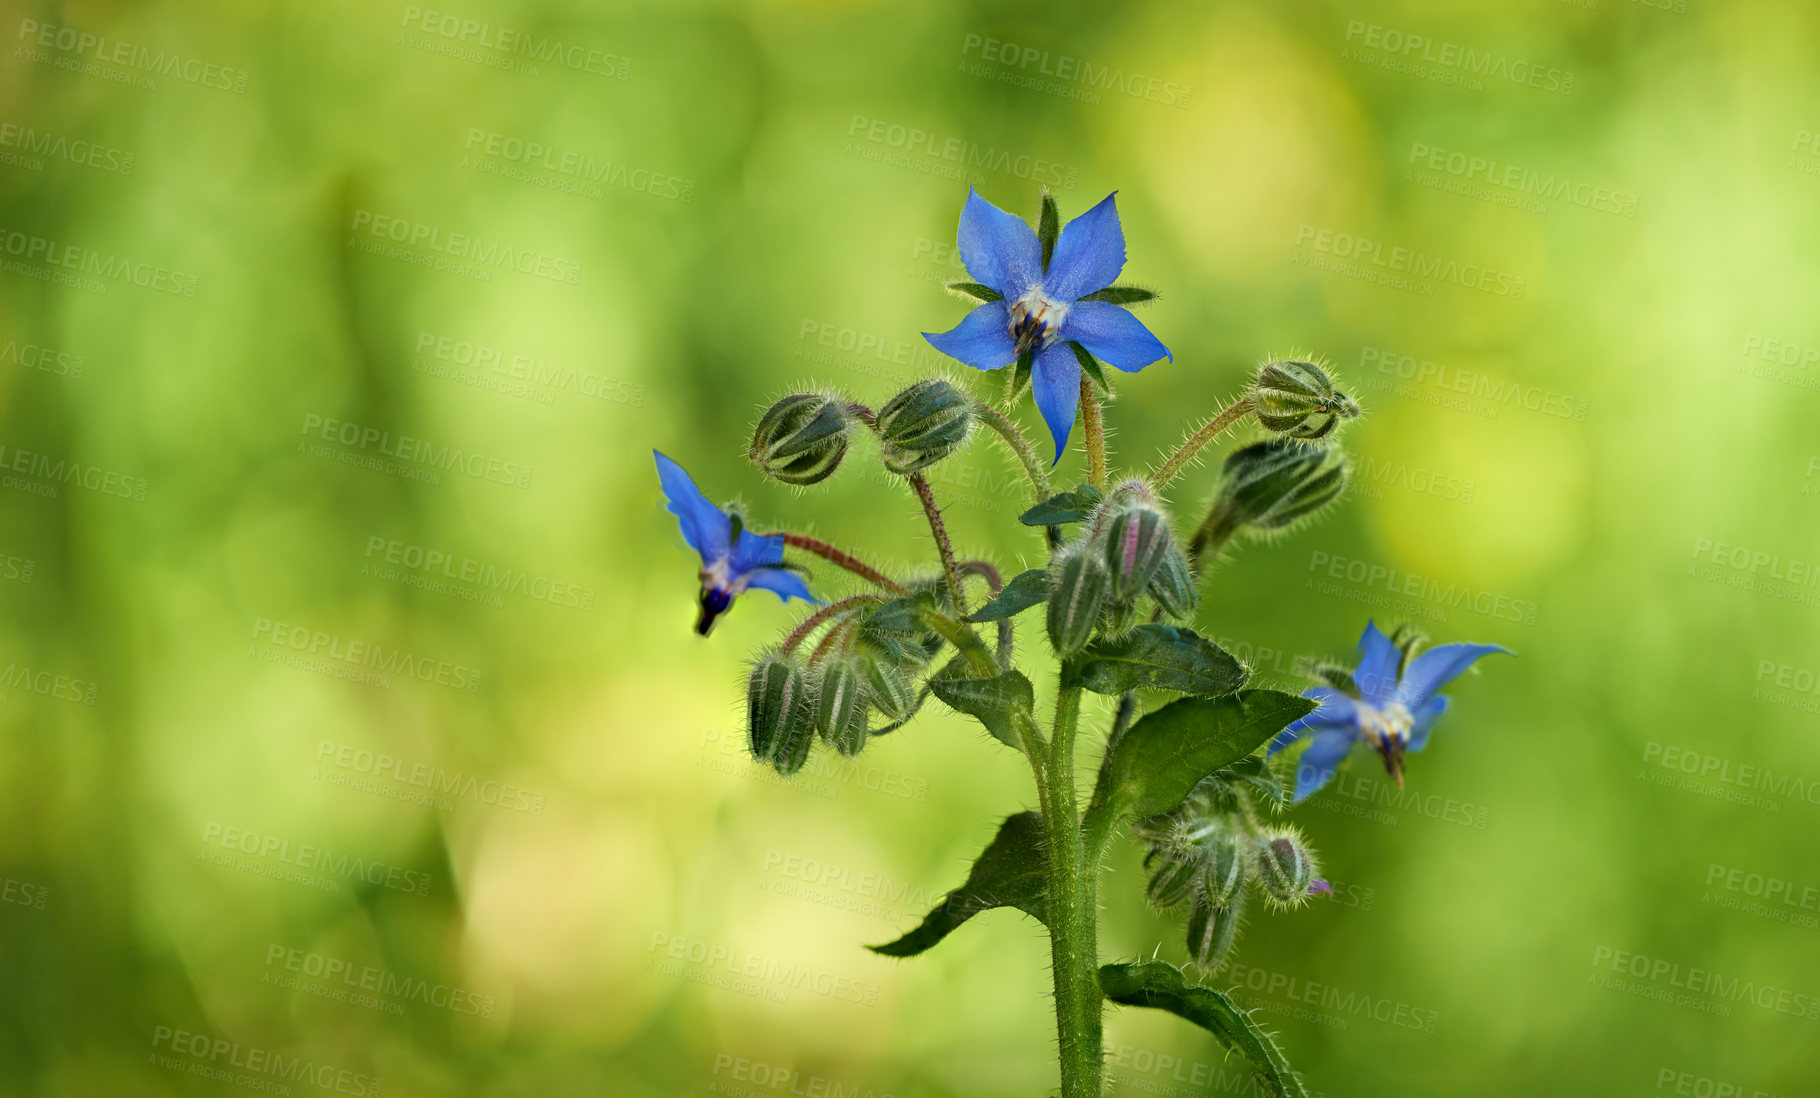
<box><xmin>655</xmin><ymin>189</ymin><xmax>1507</xmax><ymax>1097</ymax></box>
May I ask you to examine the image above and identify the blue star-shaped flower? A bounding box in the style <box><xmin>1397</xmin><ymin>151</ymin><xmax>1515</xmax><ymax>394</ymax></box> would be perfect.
<box><xmin>1269</xmin><ymin>621</ymin><xmax>1509</xmax><ymax>803</ymax></box>
<box><xmin>654</xmin><ymin>450</ymin><xmax>816</xmax><ymax>635</ymax></box>
<box><xmin>922</xmin><ymin>190</ymin><xmax>1171</xmax><ymax>463</ymax></box>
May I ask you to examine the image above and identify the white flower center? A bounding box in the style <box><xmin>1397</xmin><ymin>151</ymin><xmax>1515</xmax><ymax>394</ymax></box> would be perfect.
<box><xmin>1356</xmin><ymin>700</ymin><xmax>1414</xmax><ymax>749</ymax></box>
<box><xmin>1008</xmin><ymin>286</ymin><xmax>1068</xmax><ymax>356</ymax></box>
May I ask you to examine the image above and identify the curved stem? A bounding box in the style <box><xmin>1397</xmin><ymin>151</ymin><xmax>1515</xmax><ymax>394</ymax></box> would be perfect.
<box><xmin>909</xmin><ymin>473</ymin><xmax>967</xmax><ymax>618</ymax></box>
<box><xmin>1079</xmin><ymin>375</ymin><xmax>1107</xmax><ymax>490</ymax></box>
<box><xmin>960</xmin><ymin>559</ymin><xmax>1012</xmax><ymax>665</ymax></box>
<box><xmin>1150</xmin><ymin>395</ymin><xmax>1254</xmax><ymax>488</ymax></box>
<box><xmin>779</xmin><ymin>595</ymin><xmax>885</xmax><ymax>656</ymax></box>
<box><xmin>1042</xmin><ymin>682</ymin><xmax>1102</xmax><ymax>1098</ymax></box>
<box><xmin>973</xmin><ymin>401</ymin><xmax>1052</xmax><ymax>502</ymax></box>
<box><xmin>782</xmin><ymin>534</ymin><xmax>908</xmax><ymax>595</ymax></box>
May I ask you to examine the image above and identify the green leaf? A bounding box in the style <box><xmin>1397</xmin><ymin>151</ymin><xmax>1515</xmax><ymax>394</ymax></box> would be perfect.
<box><xmin>966</xmin><ymin>568</ymin><xmax>1050</xmax><ymax>622</ymax></box>
<box><xmin>928</xmin><ymin>659</ymin><xmax>1038</xmax><ymax>749</ymax></box>
<box><xmin>1070</xmin><ymin>341</ymin><xmax>1110</xmax><ymax>391</ymax></box>
<box><xmin>1038</xmin><ymin>192</ymin><xmax>1060</xmax><ymax>269</ymax></box>
<box><xmin>1079</xmin><ymin>285</ymin><xmax>1157</xmax><ymax>305</ymax></box>
<box><xmin>947</xmin><ymin>280</ymin><xmax>1002</xmax><ymax>303</ymax></box>
<box><xmin>870</xmin><ymin>813</ymin><xmax>1048</xmax><ymax>957</ymax></box>
<box><xmin>1070</xmin><ymin>624</ymin><xmax>1248</xmax><ymax>697</ymax></box>
<box><xmin>1099</xmin><ymin>961</ymin><xmax>1306</xmax><ymax>1098</ymax></box>
<box><xmin>1085</xmin><ymin>690</ymin><xmax>1316</xmax><ymax>825</ymax></box>
<box><xmin>1019</xmin><ymin>483</ymin><xmax>1104</xmax><ymax>526</ymax></box>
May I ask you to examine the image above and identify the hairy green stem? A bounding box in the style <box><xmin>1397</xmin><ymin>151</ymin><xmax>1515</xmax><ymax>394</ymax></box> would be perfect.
<box><xmin>973</xmin><ymin>401</ymin><xmax>1052</xmax><ymax>502</ymax></box>
<box><xmin>783</xmin><ymin>534</ymin><xmax>908</xmax><ymax>594</ymax></box>
<box><xmin>920</xmin><ymin>610</ymin><xmax>997</xmax><ymax>677</ymax></box>
<box><xmin>909</xmin><ymin>473</ymin><xmax>968</xmax><ymax>617</ymax></box>
<box><xmin>1041</xmin><ymin>682</ymin><xmax>1102</xmax><ymax>1098</ymax></box>
<box><xmin>960</xmin><ymin>559</ymin><xmax>1013</xmax><ymax>665</ymax></box>
<box><xmin>779</xmin><ymin>595</ymin><xmax>885</xmax><ymax>656</ymax></box>
<box><xmin>1150</xmin><ymin>395</ymin><xmax>1255</xmax><ymax>488</ymax></box>
<box><xmin>1079</xmin><ymin>375</ymin><xmax>1108</xmax><ymax>490</ymax></box>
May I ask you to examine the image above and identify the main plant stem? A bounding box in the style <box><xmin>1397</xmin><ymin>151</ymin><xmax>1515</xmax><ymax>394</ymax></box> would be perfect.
<box><xmin>1150</xmin><ymin>395</ymin><xmax>1254</xmax><ymax>488</ymax></box>
<box><xmin>1079</xmin><ymin>376</ymin><xmax>1108</xmax><ymax>490</ymax></box>
<box><xmin>1040</xmin><ymin>682</ymin><xmax>1101</xmax><ymax>1098</ymax></box>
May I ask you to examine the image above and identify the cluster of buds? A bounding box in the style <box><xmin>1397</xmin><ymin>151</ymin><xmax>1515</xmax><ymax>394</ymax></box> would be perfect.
<box><xmin>750</xmin><ymin>380</ymin><xmax>976</xmax><ymax>488</ymax></box>
<box><xmin>1132</xmin><ymin>763</ymin><xmax>1322</xmax><ymax>970</ymax></box>
<box><xmin>1046</xmin><ymin>480</ymin><xmax>1197</xmax><ymax>654</ymax></box>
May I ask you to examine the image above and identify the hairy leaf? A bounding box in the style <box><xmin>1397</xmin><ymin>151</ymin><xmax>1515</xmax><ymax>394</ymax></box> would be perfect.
<box><xmin>947</xmin><ymin>280</ymin><xmax>1002</xmax><ymax>303</ymax></box>
<box><xmin>1070</xmin><ymin>341</ymin><xmax>1110</xmax><ymax>391</ymax></box>
<box><xmin>928</xmin><ymin>660</ymin><xmax>1037</xmax><ymax>749</ymax></box>
<box><xmin>1019</xmin><ymin>483</ymin><xmax>1104</xmax><ymax>527</ymax></box>
<box><xmin>1079</xmin><ymin>285</ymin><xmax>1157</xmax><ymax>305</ymax></box>
<box><xmin>870</xmin><ymin>813</ymin><xmax>1048</xmax><ymax>957</ymax></box>
<box><xmin>1085</xmin><ymin>690</ymin><xmax>1316</xmax><ymax>825</ymax></box>
<box><xmin>1038</xmin><ymin>192</ymin><xmax>1060</xmax><ymax>269</ymax></box>
<box><xmin>966</xmin><ymin>568</ymin><xmax>1051</xmax><ymax>622</ymax></box>
<box><xmin>1100</xmin><ymin>961</ymin><xmax>1306</xmax><ymax>1098</ymax></box>
<box><xmin>1071</xmin><ymin>624</ymin><xmax>1247</xmax><ymax>696</ymax></box>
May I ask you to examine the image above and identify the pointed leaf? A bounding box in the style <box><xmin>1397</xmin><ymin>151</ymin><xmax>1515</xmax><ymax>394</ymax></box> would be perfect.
<box><xmin>1079</xmin><ymin>285</ymin><xmax>1157</xmax><ymax>305</ymax></box>
<box><xmin>947</xmin><ymin>280</ymin><xmax>1003</xmax><ymax>303</ymax></box>
<box><xmin>928</xmin><ymin>659</ymin><xmax>1037</xmax><ymax>749</ymax></box>
<box><xmin>1019</xmin><ymin>483</ymin><xmax>1104</xmax><ymax>526</ymax></box>
<box><xmin>1070</xmin><ymin>341</ymin><xmax>1110</xmax><ymax>391</ymax></box>
<box><xmin>966</xmin><ymin>568</ymin><xmax>1051</xmax><ymax>622</ymax></box>
<box><xmin>1100</xmin><ymin>961</ymin><xmax>1306</xmax><ymax>1098</ymax></box>
<box><xmin>870</xmin><ymin>813</ymin><xmax>1048</xmax><ymax>957</ymax></box>
<box><xmin>1038</xmin><ymin>192</ymin><xmax>1060</xmax><ymax>269</ymax></box>
<box><xmin>1071</xmin><ymin>624</ymin><xmax>1248</xmax><ymax>697</ymax></box>
<box><xmin>1085</xmin><ymin>690</ymin><xmax>1316</xmax><ymax>826</ymax></box>
<box><xmin>1011</xmin><ymin>350</ymin><xmax>1034</xmax><ymax>401</ymax></box>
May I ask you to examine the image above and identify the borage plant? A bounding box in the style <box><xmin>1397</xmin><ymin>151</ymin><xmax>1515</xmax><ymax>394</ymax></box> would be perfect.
<box><xmin>656</xmin><ymin>189</ymin><xmax>1505</xmax><ymax>1097</ymax></box>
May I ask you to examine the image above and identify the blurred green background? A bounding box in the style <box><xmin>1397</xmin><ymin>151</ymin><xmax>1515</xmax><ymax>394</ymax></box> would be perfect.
<box><xmin>3</xmin><ymin>0</ymin><xmax>1819</xmax><ymax>1094</ymax></box>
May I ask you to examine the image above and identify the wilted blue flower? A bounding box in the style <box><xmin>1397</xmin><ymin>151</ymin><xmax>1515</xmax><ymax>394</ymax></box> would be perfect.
<box><xmin>923</xmin><ymin>190</ymin><xmax>1171</xmax><ymax>462</ymax></box>
<box><xmin>654</xmin><ymin>450</ymin><xmax>816</xmax><ymax>635</ymax></box>
<box><xmin>1269</xmin><ymin>621</ymin><xmax>1508</xmax><ymax>802</ymax></box>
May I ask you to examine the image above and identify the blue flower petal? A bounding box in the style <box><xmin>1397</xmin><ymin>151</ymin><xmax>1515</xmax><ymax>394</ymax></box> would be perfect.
<box><xmin>744</xmin><ymin>567</ymin><xmax>819</xmax><ymax>605</ymax></box>
<box><xmin>728</xmin><ymin>528</ymin><xmax>786</xmax><ymax>574</ymax></box>
<box><xmin>1061</xmin><ymin>302</ymin><xmax>1171</xmax><ymax>372</ymax></box>
<box><xmin>1291</xmin><ymin>729</ymin><xmax>1356</xmax><ymax>803</ymax></box>
<box><xmin>1407</xmin><ymin>695</ymin><xmax>1449</xmax><ymax>753</ymax></box>
<box><xmin>1269</xmin><ymin>687</ymin><xmax>1358</xmax><ymax>753</ymax></box>
<box><xmin>1397</xmin><ymin>643</ymin><xmax>1509</xmax><ymax>710</ymax></box>
<box><xmin>654</xmin><ymin>450</ymin><xmax>730</xmax><ymax>562</ymax></box>
<box><xmin>1031</xmin><ymin>341</ymin><xmax>1082</xmax><ymax>464</ymax></box>
<box><xmin>923</xmin><ymin>302</ymin><xmax>1017</xmax><ymax>372</ymax></box>
<box><xmin>1353</xmin><ymin>621</ymin><xmax>1401</xmax><ymax>704</ymax></box>
<box><xmin>958</xmin><ymin>189</ymin><xmax>1043</xmax><ymax>298</ymax></box>
<box><xmin>1045</xmin><ymin>192</ymin><xmax>1126</xmax><ymax>302</ymax></box>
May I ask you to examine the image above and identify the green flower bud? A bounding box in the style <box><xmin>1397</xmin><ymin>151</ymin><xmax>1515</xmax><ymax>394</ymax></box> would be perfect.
<box><xmin>1103</xmin><ymin>497</ymin><xmax>1172</xmax><ymax>601</ymax></box>
<box><xmin>877</xmin><ymin>379</ymin><xmax>973</xmax><ymax>475</ymax></box>
<box><xmin>1046</xmin><ymin>546</ymin><xmax>1110</xmax><ymax>655</ymax></box>
<box><xmin>1186</xmin><ymin>894</ymin><xmax>1243</xmax><ymax>970</ymax></box>
<box><xmin>1147</xmin><ymin>543</ymin><xmax>1198</xmax><ymax>618</ymax></box>
<box><xmin>1251</xmin><ymin>360</ymin><xmax>1359</xmax><ymax>441</ymax></box>
<box><xmin>747</xmin><ymin>653</ymin><xmax>815</xmax><ymax>775</ymax></box>
<box><xmin>750</xmin><ymin>394</ymin><xmax>853</xmax><ymax>485</ymax></box>
<box><xmin>1145</xmin><ymin>846</ymin><xmax>1202</xmax><ymax>909</ymax></box>
<box><xmin>1254</xmin><ymin>829</ymin><xmax>1318</xmax><ymax>908</ymax></box>
<box><xmin>1204</xmin><ymin>834</ymin><xmax>1246</xmax><ymax>908</ymax></box>
<box><xmin>862</xmin><ymin>652</ymin><xmax>917</xmax><ymax>721</ymax></box>
<box><xmin>813</xmin><ymin>658</ymin><xmax>870</xmax><ymax>758</ymax></box>
<box><xmin>1189</xmin><ymin>439</ymin><xmax>1346</xmax><ymax>559</ymax></box>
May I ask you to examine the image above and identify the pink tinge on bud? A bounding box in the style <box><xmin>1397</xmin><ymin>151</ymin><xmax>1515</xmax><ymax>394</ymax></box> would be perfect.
<box><xmin>1119</xmin><ymin>517</ymin><xmax>1141</xmax><ymax>576</ymax></box>
<box><xmin>1307</xmin><ymin>880</ymin><xmax>1333</xmax><ymax>897</ymax></box>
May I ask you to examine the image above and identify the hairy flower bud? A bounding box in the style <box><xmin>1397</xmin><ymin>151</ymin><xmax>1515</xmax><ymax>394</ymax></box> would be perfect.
<box><xmin>862</xmin><ymin>652</ymin><xmax>917</xmax><ymax>721</ymax></box>
<box><xmin>1046</xmin><ymin>547</ymin><xmax>1110</xmax><ymax>655</ymax></box>
<box><xmin>1147</xmin><ymin>543</ymin><xmax>1198</xmax><ymax>618</ymax></box>
<box><xmin>747</xmin><ymin>653</ymin><xmax>815</xmax><ymax>775</ymax></box>
<box><xmin>750</xmin><ymin>394</ymin><xmax>853</xmax><ymax>486</ymax></box>
<box><xmin>877</xmin><ymin>379</ymin><xmax>973</xmax><ymax>475</ymax></box>
<box><xmin>1145</xmin><ymin>846</ymin><xmax>1202</xmax><ymax>909</ymax></box>
<box><xmin>1190</xmin><ymin>440</ymin><xmax>1346</xmax><ymax>559</ymax></box>
<box><xmin>1254</xmin><ymin>829</ymin><xmax>1318</xmax><ymax>908</ymax></box>
<box><xmin>1251</xmin><ymin>360</ymin><xmax>1359</xmax><ymax>441</ymax></box>
<box><xmin>1186</xmin><ymin>895</ymin><xmax>1243</xmax><ymax>970</ymax></box>
<box><xmin>1204</xmin><ymin>834</ymin><xmax>1246</xmax><ymax>908</ymax></box>
<box><xmin>814</xmin><ymin>658</ymin><xmax>870</xmax><ymax>757</ymax></box>
<box><xmin>1102</xmin><ymin>494</ymin><xmax>1172</xmax><ymax>601</ymax></box>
